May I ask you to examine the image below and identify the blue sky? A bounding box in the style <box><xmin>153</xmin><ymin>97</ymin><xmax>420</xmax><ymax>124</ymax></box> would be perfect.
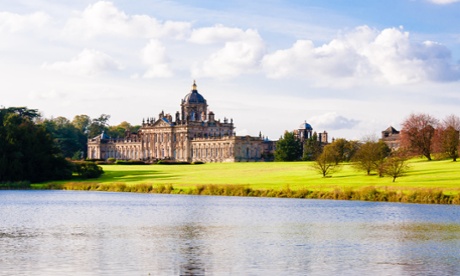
<box><xmin>1</xmin><ymin>0</ymin><xmax>460</xmax><ymax>140</ymax></box>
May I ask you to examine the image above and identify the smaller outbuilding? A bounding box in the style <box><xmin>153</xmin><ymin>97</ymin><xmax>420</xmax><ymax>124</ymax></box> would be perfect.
<box><xmin>381</xmin><ymin>126</ymin><xmax>401</xmax><ymax>150</ymax></box>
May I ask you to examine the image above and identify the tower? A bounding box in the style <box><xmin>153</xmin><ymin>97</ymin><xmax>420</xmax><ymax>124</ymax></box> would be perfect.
<box><xmin>181</xmin><ymin>81</ymin><xmax>208</xmax><ymax>122</ymax></box>
<box><xmin>298</xmin><ymin>121</ymin><xmax>313</xmax><ymax>143</ymax></box>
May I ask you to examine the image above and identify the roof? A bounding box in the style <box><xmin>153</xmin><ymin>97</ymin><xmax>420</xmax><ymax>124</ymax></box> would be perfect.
<box><xmin>183</xmin><ymin>81</ymin><xmax>207</xmax><ymax>104</ymax></box>
<box><xmin>383</xmin><ymin>126</ymin><xmax>400</xmax><ymax>134</ymax></box>
<box><xmin>299</xmin><ymin>121</ymin><xmax>313</xmax><ymax>130</ymax></box>
<box><xmin>92</xmin><ymin>131</ymin><xmax>109</xmax><ymax>140</ymax></box>
<box><xmin>161</xmin><ymin>117</ymin><xmax>173</xmax><ymax>126</ymax></box>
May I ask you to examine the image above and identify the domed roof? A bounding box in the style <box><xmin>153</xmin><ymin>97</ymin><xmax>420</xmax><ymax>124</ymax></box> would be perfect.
<box><xmin>183</xmin><ymin>81</ymin><xmax>206</xmax><ymax>104</ymax></box>
<box><xmin>299</xmin><ymin>121</ymin><xmax>313</xmax><ymax>130</ymax></box>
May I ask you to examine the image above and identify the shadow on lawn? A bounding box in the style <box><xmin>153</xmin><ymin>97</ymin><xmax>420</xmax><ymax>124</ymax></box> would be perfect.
<box><xmin>98</xmin><ymin>170</ymin><xmax>178</xmax><ymax>183</ymax></box>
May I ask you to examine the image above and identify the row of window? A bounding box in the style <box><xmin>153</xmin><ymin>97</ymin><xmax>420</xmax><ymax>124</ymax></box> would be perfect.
<box><xmin>142</xmin><ymin>130</ymin><xmax>233</xmax><ymax>143</ymax></box>
<box><xmin>90</xmin><ymin>142</ymin><xmax>264</xmax><ymax>161</ymax></box>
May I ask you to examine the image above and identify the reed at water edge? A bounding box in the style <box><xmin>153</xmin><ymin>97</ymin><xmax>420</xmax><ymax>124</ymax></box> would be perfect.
<box><xmin>36</xmin><ymin>182</ymin><xmax>460</xmax><ymax>205</ymax></box>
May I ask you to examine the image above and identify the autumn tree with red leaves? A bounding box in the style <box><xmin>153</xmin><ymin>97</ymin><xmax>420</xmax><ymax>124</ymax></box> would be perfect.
<box><xmin>400</xmin><ymin>113</ymin><xmax>438</xmax><ymax>161</ymax></box>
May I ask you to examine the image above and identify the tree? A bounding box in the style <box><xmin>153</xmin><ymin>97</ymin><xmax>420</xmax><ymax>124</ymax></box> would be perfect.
<box><xmin>327</xmin><ymin>138</ymin><xmax>359</xmax><ymax>164</ymax></box>
<box><xmin>400</xmin><ymin>113</ymin><xmax>438</xmax><ymax>160</ymax></box>
<box><xmin>383</xmin><ymin>151</ymin><xmax>410</xmax><ymax>182</ymax></box>
<box><xmin>87</xmin><ymin>114</ymin><xmax>110</xmax><ymax>138</ymax></box>
<box><xmin>275</xmin><ymin>131</ymin><xmax>303</xmax><ymax>161</ymax></box>
<box><xmin>346</xmin><ymin>140</ymin><xmax>360</xmax><ymax>162</ymax></box>
<box><xmin>303</xmin><ymin>132</ymin><xmax>322</xmax><ymax>161</ymax></box>
<box><xmin>43</xmin><ymin>116</ymin><xmax>87</xmax><ymax>159</ymax></box>
<box><xmin>107</xmin><ymin>121</ymin><xmax>133</xmax><ymax>138</ymax></box>
<box><xmin>353</xmin><ymin>141</ymin><xmax>391</xmax><ymax>175</ymax></box>
<box><xmin>4</xmin><ymin>107</ymin><xmax>40</xmax><ymax>120</ymax></box>
<box><xmin>71</xmin><ymin>114</ymin><xmax>93</xmax><ymax>158</ymax></box>
<box><xmin>311</xmin><ymin>145</ymin><xmax>341</xmax><ymax>177</ymax></box>
<box><xmin>72</xmin><ymin>115</ymin><xmax>91</xmax><ymax>134</ymax></box>
<box><xmin>433</xmin><ymin>114</ymin><xmax>460</xmax><ymax>161</ymax></box>
<box><xmin>0</xmin><ymin>107</ymin><xmax>72</xmax><ymax>182</ymax></box>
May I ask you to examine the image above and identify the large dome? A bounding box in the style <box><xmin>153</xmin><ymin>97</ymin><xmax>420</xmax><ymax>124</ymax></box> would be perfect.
<box><xmin>183</xmin><ymin>81</ymin><xmax>206</xmax><ymax>104</ymax></box>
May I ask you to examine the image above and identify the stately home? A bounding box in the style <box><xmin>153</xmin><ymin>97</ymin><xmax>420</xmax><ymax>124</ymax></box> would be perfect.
<box><xmin>381</xmin><ymin>126</ymin><xmax>401</xmax><ymax>150</ymax></box>
<box><xmin>88</xmin><ymin>82</ymin><xmax>274</xmax><ymax>162</ymax></box>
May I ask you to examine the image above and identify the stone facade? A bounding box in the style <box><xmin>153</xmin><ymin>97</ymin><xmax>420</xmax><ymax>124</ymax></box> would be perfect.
<box><xmin>87</xmin><ymin>82</ymin><xmax>274</xmax><ymax>162</ymax></box>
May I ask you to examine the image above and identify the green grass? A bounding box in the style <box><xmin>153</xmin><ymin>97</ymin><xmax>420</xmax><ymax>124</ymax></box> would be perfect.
<box><xmin>39</xmin><ymin>158</ymin><xmax>460</xmax><ymax>192</ymax></box>
<box><xmin>34</xmin><ymin>158</ymin><xmax>460</xmax><ymax>204</ymax></box>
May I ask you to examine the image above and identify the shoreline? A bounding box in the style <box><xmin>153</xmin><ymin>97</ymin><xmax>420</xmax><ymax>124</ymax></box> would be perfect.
<box><xmin>30</xmin><ymin>182</ymin><xmax>460</xmax><ymax>205</ymax></box>
<box><xmin>4</xmin><ymin>159</ymin><xmax>460</xmax><ymax>205</ymax></box>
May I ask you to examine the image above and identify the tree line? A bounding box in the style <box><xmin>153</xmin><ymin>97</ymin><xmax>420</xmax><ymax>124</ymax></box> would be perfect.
<box><xmin>401</xmin><ymin>113</ymin><xmax>460</xmax><ymax>162</ymax></box>
<box><xmin>0</xmin><ymin>107</ymin><xmax>127</xmax><ymax>183</ymax></box>
<box><xmin>0</xmin><ymin>107</ymin><xmax>71</xmax><ymax>182</ymax></box>
<box><xmin>2</xmin><ymin>105</ymin><xmax>457</xmax><ymax>183</ymax></box>
<box><xmin>40</xmin><ymin>114</ymin><xmax>141</xmax><ymax>160</ymax></box>
<box><xmin>275</xmin><ymin>113</ymin><xmax>460</xmax><ymax>181</ymax></box>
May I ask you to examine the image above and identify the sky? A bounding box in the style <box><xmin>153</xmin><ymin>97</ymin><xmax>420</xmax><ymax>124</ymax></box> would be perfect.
<box><xmin>1</xmin><ymin>0</ymin><xmax>460</xmax><ymax>141</ymax></box>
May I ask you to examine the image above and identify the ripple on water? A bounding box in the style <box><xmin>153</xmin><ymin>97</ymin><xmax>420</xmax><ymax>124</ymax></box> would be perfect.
<box><xmin>0</xmin><ymin>190</ymin><xmax>459</xmax><ymax>275</ymax></box>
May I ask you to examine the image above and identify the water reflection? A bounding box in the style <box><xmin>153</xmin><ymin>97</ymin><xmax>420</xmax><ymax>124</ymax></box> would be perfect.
<box><xmin>0</xmin><ymin>191</ymin><xmax>459</xmax><ymax>275</ymax></box>
<box><xmin>178</xmin><ymin>225</ymin><xmax>206</xmax><ymax>275</ymax></box>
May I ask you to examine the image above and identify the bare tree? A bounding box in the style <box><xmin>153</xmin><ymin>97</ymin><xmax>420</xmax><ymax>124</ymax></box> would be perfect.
<box><xmin>400</xmin><ymin>113</ymin><xmax>438</xmax><ymax>160</ymax></box>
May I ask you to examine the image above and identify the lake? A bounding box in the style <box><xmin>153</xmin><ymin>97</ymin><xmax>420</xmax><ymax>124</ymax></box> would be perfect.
<box><xmin>0</xmin><ymin>190</ymin><xmax>459</xmax><ymax>275</ymax></box>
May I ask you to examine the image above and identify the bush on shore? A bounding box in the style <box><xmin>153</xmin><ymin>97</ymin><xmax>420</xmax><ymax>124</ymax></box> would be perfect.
<box><xmin>0</xmin><ymin>181</ymin><xmax>31</xmax><ymax>190</ymax></box>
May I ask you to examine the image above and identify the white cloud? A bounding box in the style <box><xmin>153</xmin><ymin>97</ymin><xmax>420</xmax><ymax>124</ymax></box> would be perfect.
<box><xmin>428</xmin><ymin>0</ymin><xmax>460</xmax><ymax>4</ymax></box>
<box><xmin>262</xmin><ymin>27</ymin><xmax>373</xmax><ymax>84</ymax></box>
<box><xmin>141</xmin><ymin>39</ymin><xmax>173</xmax><ymax>78</ymax></box>
<box><xmin>309</xmin><ymin>112</ymin><xmax>360</xmax><ymax>130</ymax></box>
<box><xmin>189</xmin><ymin>24</ymin><xmax>253</xmax><ymax>44</ymax></box>
<box><xmin>29</xmin><ymin>90</ymin><xmax>66</xmax><ymax>100</ymax></box>
<box><xmin>64</xmin><ymin>1</ymin><xmax>191</xmax><ymax>39</ymax></box>
<box><xmin>6</xmin><ymin>3</ymin><xmax>458</xmax><ymax>86</ymax></box>
<box><xmin>236</xmin><ymin>128</ymin><xmax>249</xmax><ymax>136</ymax></box>
<box><xmin>262</xmin><ymin>25</ymin><xmax>460</xmax><ymax>85</ymax></box>
<box><xmin>191</xmin><ymin>28</ymin><xmax>265</xmax><ymax>78</ymax></box>
<box><xmin>0</xmin><ymin>11</ymin><xmax>49</xmax><ymax>33</ymax></box>
<box><xmin>42</xmin><ymin>48</ymin><xmax>123</xmax><ymax>76</ymax></box>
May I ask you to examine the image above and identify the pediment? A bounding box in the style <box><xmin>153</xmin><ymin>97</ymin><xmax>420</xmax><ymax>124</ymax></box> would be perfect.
<box><xmin>152</xmin><ymin>118</ymin><xmax>173</xmax><ymax>128</ymax></box>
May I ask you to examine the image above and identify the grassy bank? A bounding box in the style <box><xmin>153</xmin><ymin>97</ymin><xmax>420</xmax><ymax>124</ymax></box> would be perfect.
<box><xmin>35</xmin><ymin>158</ymin><xmax>460</xmax><ymax>204</ymax></box>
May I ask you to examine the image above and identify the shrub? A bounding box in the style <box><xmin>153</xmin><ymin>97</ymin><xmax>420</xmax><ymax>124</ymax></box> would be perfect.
<box><xmin>115</xmin><ymin>160</ymin><xmax>147</xmax><ymax>165</ymax></box>
<box><xmin>157</xmin><ymin>160</ymin><xmax>191</xmax><ymax>165</ymax></box>
<box><xmin>107</xmin><ymin>157</ymin><xmax>116</xmax><ymax>164</ymax></box>
<box><xmin>72</xmin><ymin>161</ymin><xmax>104</xmax><ymax>179</ymax></box>
<box><xmin>0</xmin><ymin>181</ymin><xmax>31</xmax><ymax>190</ymax></box>
<box><xmin>85</xmin><ymin>159</ymin><xmax>104</xmax><ymax>162</ymax></box>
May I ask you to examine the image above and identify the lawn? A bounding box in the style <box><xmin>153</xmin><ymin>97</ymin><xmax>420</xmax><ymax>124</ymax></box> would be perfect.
<box><xmin>50</xmin><ymin>158</ymin><xmax>460</xmax><ymax>194</ymax></box>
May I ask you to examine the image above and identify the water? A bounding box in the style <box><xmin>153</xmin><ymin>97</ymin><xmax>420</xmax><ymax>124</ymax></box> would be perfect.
<box><xmin>0</xmin><ymin>191</ymin><xmax>459</xmax><ymax>275</ymax></box>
